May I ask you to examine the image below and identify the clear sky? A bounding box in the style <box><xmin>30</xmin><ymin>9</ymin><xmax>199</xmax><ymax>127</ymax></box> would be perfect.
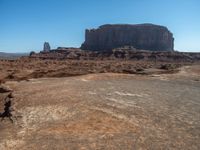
<box><xmin>0</xmin><ymin>0</ymin><xmax>200</xmax><ymax>53</ymax></box>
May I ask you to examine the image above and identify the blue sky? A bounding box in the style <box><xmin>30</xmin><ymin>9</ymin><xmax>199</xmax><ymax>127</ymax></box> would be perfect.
<box><xmin>0</xmin><ymin>0</ymin><xmax>200</xmax><ymax>52</ymax></box>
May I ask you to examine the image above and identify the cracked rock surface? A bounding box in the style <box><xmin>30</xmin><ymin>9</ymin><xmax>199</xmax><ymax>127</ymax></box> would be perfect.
<box><xmin>0</xmin><ymin>65</ymin><xmax>200</xmax><ymax>149</ymax></box>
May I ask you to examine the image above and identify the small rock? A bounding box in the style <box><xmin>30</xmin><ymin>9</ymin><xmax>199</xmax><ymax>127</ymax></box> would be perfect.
<box><xmin>0</xmin><ymin>85</ymin><xmax>13</xmax><ymax>93</ymax></box>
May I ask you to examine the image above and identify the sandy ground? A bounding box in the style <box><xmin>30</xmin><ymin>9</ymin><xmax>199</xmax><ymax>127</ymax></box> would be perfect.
<box><xmin>0</xmin><ymin>65</ymin><xmax>200</xmax><ymax>150</ymax></box>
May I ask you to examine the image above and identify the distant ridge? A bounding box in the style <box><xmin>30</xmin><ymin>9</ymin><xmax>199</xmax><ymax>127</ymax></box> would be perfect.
<box><xmin>0</xmin><ymin>52</ymin><xmax>28</xmax><ymax>60</ymax></box>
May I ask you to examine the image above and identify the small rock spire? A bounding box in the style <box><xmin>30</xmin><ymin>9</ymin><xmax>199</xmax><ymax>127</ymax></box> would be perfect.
<box><xmin>43</xmin><ymin>42</ymin><xmax>51</xmax><ymax>52</ymax></box>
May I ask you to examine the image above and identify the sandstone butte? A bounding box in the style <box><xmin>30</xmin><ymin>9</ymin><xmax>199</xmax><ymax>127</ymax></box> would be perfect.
<box><xmin>81</xmin><ymin>23</ymin><xmax>174</xmax><ymax>51</ymax></box>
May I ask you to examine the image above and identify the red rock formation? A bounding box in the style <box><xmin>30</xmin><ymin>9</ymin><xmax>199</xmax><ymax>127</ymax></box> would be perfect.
<box><xmin>81</xmin><ymin>24</ymin><xmax>174</xmax><ymax>51</ymax></box>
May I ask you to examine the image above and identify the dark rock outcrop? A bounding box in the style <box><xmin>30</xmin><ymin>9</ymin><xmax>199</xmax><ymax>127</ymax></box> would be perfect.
<box><xmin>81</xmin><ymin>24</ymin><xmax>174</xmax><ymax>51</ymax></box>
<box><xmin>43</xmin><ymin>42</ymin><xmax>51</xmax><ymax>52</ymax></box>
<box><xmin>29</xmin><ymin>47</ymin><xmax>200</xmax><ymax>63</ymax></box>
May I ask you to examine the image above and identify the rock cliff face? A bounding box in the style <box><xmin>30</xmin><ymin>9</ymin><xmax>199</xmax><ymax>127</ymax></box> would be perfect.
<box><xmin>81</xmin><ymin>24</ymin><xmax>174</xmax><ymax>51</ymax></box>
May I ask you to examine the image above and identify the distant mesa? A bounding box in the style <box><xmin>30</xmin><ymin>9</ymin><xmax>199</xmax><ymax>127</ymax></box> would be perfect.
<box><xmin>43</xmin><ymin>42</ymin><xmax>51</xmax><ymax>52</ymax></box>
<box><xmin>81</xmin><ymin>24</ymin><xmax>174</xmax><ymax>51</ymax></box>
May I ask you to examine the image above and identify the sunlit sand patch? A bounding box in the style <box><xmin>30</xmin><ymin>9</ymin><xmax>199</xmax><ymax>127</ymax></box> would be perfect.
<box><xmin>19</xmin><ymin>105</ymin><xmax>76</xmax><ymax>127</ymax></box>
<box><xmin>150</xmin><ymin>74</ymin><xmax>169</xmax><ymax>81</ymax></box>
<box><xmin>105</xmin><ymin>97</ymin><xmax>142</xmax><ymax>110</ymax></box>
<box><xmin>175</xmin><ymin>66</ymin><xmax>200</xmax><ymax>77</ymax></box>
<box><xmin>77</xmin><ymin>73</ymin><xmax>136</xmax><ymax>81</ymax></box>
<box><xmin>30</xmin><ymin>80</ymin><xmax>42</xmax><ymax>84</ymax></box>
<box><xmin>88</xmin><ymin>91</ymin><xmax>96</xmax><ymax>95</ymax></box>
<box><xmin>14</xmin><ymin>105</ymin><xmax>78</xmax><ymax>140</ymax></box>
<box><xmin>81</xmin><ymin>79</ymin><xmax>89</xmax><ymax>82</ymax></box>
<box><xmin>106</xmin><ymin>97</ymin><xmax>136</xmax><ymax>107</ymax></box>
<box><xmin>91</xmin><ymin>106</ymin><xmax>140</xmax><ymax>126</ymax></box>
<box><xmin>114</xmin><ymin>91</ymin><xmax>148</xmax><ymax>97</ymax></box>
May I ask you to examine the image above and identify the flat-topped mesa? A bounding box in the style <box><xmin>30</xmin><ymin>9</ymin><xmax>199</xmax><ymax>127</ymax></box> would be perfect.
<box><xmin>81</xmin><ymin>24</ymin><xmax>174</xmax><ymax>51</ymax></box>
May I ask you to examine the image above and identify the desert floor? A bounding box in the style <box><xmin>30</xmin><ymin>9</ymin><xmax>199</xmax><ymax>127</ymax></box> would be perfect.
<box><xmin>0</xmin><ymin>65</ymin><xmax>200</xmax><ymax>149</ymax></box>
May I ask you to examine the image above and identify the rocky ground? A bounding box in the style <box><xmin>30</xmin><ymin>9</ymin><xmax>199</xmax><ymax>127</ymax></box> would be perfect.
<box><xmin>0</xmin><ymin>61</ymin><xmax>200</xmax><ymax>149</ymax></box>
<box><xmin>0</xmin><ymin>58</ymin><xmax>191</xmax><ymax>84</ymax></box>
<box><xmin>1</xmin><ymin>48</ymin><xmax>199</xmax><ymax>83</ymax></box>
